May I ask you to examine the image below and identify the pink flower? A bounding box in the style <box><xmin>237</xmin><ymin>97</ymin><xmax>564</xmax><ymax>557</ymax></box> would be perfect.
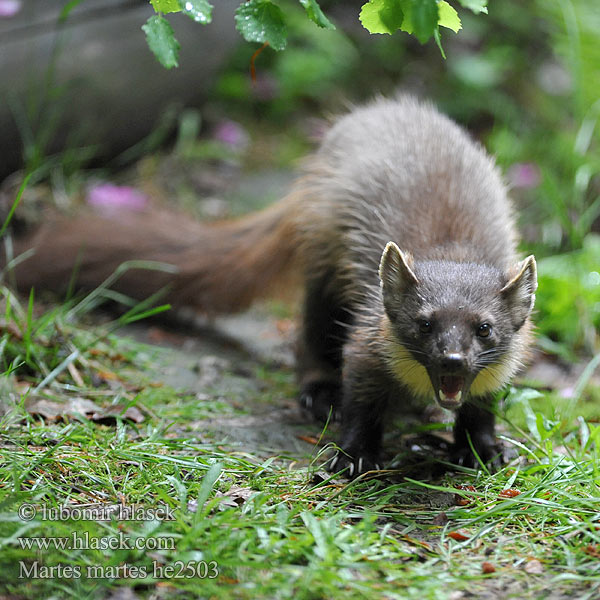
<box><xmin>86</xmin><ymin>184</ymin><xmax>148</xmax><ymax>214</ymax></box>
<box><xmin>507</xmin><ymin>163</ymin><xmax>541</xmax><ymax>189</ymax></box>
<box><xmin>0</xmin><ymin>0</ymin><xmax>21</xmax><ymax>18</ymax></box>
<box><xmin>213</xmin><ymin>120</ymin><xmax>249</xmax><ymax>150</ymax></box>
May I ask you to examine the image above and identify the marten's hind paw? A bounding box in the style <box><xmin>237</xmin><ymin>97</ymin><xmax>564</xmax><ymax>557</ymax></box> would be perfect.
<box><xmin>328</xmin><ymin>451</ymin><xmax>381</xmax><ymax>479</ymax></box>
<box><xmin>299</xmin><ymin>381</ymin><xmax>340</xmax><ymax>423</ymax></box>
<box><xmin>451</xmin><ymin>436</ymin><xmax>503</xmax><ymax>472</ymax></box>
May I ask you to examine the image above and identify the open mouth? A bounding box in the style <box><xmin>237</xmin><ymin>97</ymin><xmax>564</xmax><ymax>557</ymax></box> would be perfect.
<box><xmin>437</xmin><ymin>375</ymin><xmax>466</xmax><ymax>409</ymax></box>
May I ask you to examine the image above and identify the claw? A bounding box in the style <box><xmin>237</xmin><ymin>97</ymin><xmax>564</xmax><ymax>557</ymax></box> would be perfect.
<box><xmin>348</xmin><ymin>462</ymin><xmax>355</xmax><ymax>478</ymax></box>
<box><xmin>301</xmin><ymin>394</ymin><xmax>313</xmax><ymax>410</ymax></box>
<box><xmin>357</xmin><ymin>457</ymin><xmax>364</xmax><ymax>474</ymax></box>
<box><xmin>330</xmin><ymin>454</ymin><xmax>339</xmax><ymax>471</ymax></box>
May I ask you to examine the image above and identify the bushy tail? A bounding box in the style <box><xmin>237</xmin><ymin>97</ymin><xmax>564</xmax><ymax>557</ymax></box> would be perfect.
<box><xmin>4</xmin><ymin>198</ymin><xmax>301</xmax><ymax>314</ymax></box>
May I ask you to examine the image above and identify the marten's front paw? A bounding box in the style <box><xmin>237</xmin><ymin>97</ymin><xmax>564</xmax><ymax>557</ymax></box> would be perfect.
<box><xmin>299</xmin><ymin>381</ymin><xmax>341</xmax><ymax>422</ymax></box>
<box><xmin>451</xmin><ymin>435</ymin><xmax>503</xmax><ymax>471</ymax></box>
<box><xmin>328</xmin><ymin>451</ymin><xmax>381</xmax><ymax>479</ymax></box>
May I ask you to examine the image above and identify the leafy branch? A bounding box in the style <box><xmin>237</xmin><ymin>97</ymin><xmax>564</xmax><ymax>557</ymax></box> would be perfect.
<box><xmin>143</xmin><ymin>0</ymin><xmax>488</xmax><ymax>68</ymax></box>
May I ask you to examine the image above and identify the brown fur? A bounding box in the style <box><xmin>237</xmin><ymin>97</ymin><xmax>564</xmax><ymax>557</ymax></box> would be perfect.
<box><xmin>6</xmin><ymin>198</ymin><xmax>301</xmax><ymax>313</ymax></box>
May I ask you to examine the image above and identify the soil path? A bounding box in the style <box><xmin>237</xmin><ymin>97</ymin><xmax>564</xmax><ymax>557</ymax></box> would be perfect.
<box><xmin>121</xmin><ymin>307</ymin><xmax>326</xmax><ymax>460</ymax></box>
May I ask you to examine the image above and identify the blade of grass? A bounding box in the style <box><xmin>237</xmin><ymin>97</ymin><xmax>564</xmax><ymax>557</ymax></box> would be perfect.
<box><xmin>24</xmin><ymin>287</ymin><xmax>35</xmax><ymax>364</ymax></box>
<box><xmin>68</xmin><ymin>260</ymin><xmax>178</xmax><ymax>319</ymax></box>
<box><xmin>32</xmin><ymin>349</ymin><xmax>80</xmax><ymax>394</ymax></box>
<box><xmin>0</xmin><ymin>173</ymin><xmax>31</xmax><ymax>239</ymax></box>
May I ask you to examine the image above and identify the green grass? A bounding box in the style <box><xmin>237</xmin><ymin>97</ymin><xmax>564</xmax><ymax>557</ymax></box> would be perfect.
<box><xmin>1</xmin><ymin>289</ymin><xmax>600</xmax><ymax>599</ymax></box>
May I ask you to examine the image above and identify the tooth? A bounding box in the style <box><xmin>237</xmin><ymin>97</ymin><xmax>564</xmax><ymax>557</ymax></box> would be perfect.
<box><xmin>438</xmin><ymin>390</ymin><xmax>462</xmax><ymax>403</ymax></box>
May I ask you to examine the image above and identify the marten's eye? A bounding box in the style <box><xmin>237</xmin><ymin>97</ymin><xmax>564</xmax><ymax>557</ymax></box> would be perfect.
<box><xmin>477</xmin><ymin>323</ymin><xmax>492</xmax><ymax>338</ymax></box>
<box><xmin>418</xmin><ymin>319</ymin><xmax>432</xmax><ymax>334</ymax></box>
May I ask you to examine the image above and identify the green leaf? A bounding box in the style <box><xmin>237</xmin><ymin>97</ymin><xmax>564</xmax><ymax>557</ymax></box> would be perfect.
<box><xmin>505</xmin><ymin>386</ymin><xmax>545</xmax><ymax>407</ymax></box>
<box><xmin>142</xmin><ymin>15</ymin><xmax>181</xmax><ymax>69</ymax></box>
<box><xmin>195</xmin><ymin>462</ymin><xmax>222</xmax><ymax>517</ymax></box>
<box><xmin>410</xmin><ymin>0</ymin><xmax>439</xmax><ymax>43</ymax></box>
<box><xmin>361</xmin><ymin>0</ymin><xmax>440</xmax><ymax>42</ymax></box>
<box><xmin>235</xmin><ymin>0</ymin><xmax>288</xmax><ymax>51</ymax></box>
<box><xmin>178</xmin><ymin>0</ymin><xmax>213</xmax><ymax>23</ymax></box>
<box><xmin>299</xmin><ymin>0</ymin><xmax>335</xmax><ymax>30</ymax></box>
<box><xmin>359</xmin><ymin>0</ymin><xmax>405</xmax><ymax>35</ymax></box>
<box><xmin>150</xmin><ymin>0</ymin><xmax>181</xmax><ymax>13</ymax></box>
<box><xmin>456</xmin><ymin>0</ymin><xmax>488</xmax><ymax>14</ymax></box>
<box><xmin>438</xmin><ymin>0</ymin><xmax>461</xmax><ymax>32</ymax></box>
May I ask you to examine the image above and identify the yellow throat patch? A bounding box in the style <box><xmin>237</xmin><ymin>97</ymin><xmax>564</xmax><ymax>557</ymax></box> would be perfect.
<box><xmin>384</xmin><ymin>341</ymin><xmax>435</xmax><ymax>399</ymax></box>
<box><xmin>470</xmin><ymin>358</ymin><xmax>516</xmax><ymax>397</ymax></box>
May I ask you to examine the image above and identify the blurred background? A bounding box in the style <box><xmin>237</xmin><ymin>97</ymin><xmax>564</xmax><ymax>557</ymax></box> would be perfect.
<box><xmin>1</xmin><ymin>0</ymin><xmax>599</xmax><ymax>375</ymax></box>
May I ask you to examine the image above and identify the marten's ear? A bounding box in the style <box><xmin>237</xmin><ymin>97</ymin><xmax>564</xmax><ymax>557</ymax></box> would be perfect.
<box><xmin>379</xmin><ymin>242</ymin><xmax>419</xmax><ymax>319</ymax></box>
<box><xmin>500</xmin><ymin>255</ymin><xmax>537</xmax><ymax>330</ymax></box>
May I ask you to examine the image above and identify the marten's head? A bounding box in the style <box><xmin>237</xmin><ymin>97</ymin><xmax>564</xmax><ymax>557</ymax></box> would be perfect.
<box><xmin>379</xmin><ymin>242</ymin><xmax>537</xmax><ymax>409</ymax></box>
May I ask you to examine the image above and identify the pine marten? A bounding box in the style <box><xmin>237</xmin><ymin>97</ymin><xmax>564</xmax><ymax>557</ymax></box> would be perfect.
<box><xmin>5</xmin><ymin>97</ymin><xmax>537</xmax><ymax>477</ymax></box>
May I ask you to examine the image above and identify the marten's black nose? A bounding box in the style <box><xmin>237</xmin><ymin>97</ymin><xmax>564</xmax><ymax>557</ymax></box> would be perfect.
<box><xmin>440</xmin><ymin>353</ymin><xmax>467</xmax><ymax>372</ymax></box>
